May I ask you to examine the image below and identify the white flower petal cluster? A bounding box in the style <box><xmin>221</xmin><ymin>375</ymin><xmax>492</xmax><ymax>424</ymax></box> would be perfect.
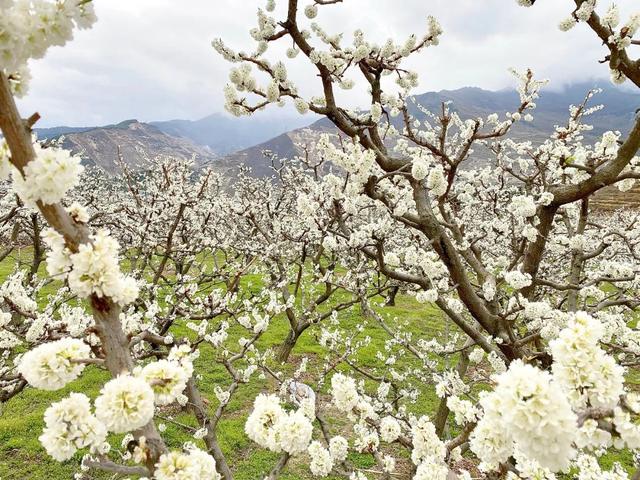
<box><xmin>295</xmin><ymin>97</ymin><xmax>310</xmax><ymax>114</ymax></box>
<box><xmin>612</xmin><ymin>407</ymin><xmax>640</xmax><ymax>450</ymax></box>
<box><xmin>508</xmin><ymin>194</ymin><xmax>537</xmax><ymax>218</ymax></box>
<box><xmin>0</xmin><ymin>311</ymin><xmax>20</xmax><ymax>348</ymax></box>
<box><xmin>0</xmin><ymin>139</ymin><xmax>10</xmax><ymax>180</ymax></box>
<box><xmin>379</xmin><ymin>416</ymin><xmax>401</xmax><ymax>442</ymax></box>
<box><xmin>550</xmin><ymin>312</ymin><xmax>625</xmax><ymax>409</ymax></box>
<box><xmin>575</xmin><ymin>0</ymin><xmax>596</xmax><ymax>22</ymax></box>
<box><xmin>155</xmin><ymin>448</ymin><xmax>221</xmax><ymax>480</ymax></box>
<box><xmin>315</xmin><ymin>136</ymin><xmax>377</xmax><ymax>185</ymax></box>
<box><xmin>304</xmin><ymin>4</ymin><xmax>318</xmax><ymax>19</ymax></box>
<box><xmin>330</xmin><ymin>373</ymin><xmax>360</xmax><ymax>411</ymax></box>
<box><xmin>308</xmin><ymin>440</ymin><xmax>334</xmax><ymax>476</ymax></box>
<box><xmin>414</xmin><ymin>456</ymin><xmax>449</xmax><ymax>480</ymax></box>
<box><xmin>139</xmin><ymin>359</ymin><xmax>190</xmax><ymax>406</ymax></box>
<box><xmin>0</xmin><ymin>271</ymin><xmax>37</xmax><ymax>315</ymax></box>
<box><xmin>504</xmin><ymin>270</ymin><xmax>532</xmax><ymax>290</ymax></box>
<box><xmin>95</xmin><ymin>374</ymin><xmax>155</xmax><ymax>433</ymax></box>
<box><xmin>276</xmin><ymin>409</ymin><xmax>314</xmax><ymax>454</ymax></box>
<box><xmin>42</xmin><ymin>228</ymin><xmax>72</xmax><ymax>276</ymax></box>
<box><xmin>11</xmin><ymin>143</ymin><xmax>83</xmax><ymax>206</ymax></box>
<box><xmin>66</xmin><ymin>201</ymin><xmax>89</xmax><ymax>223</ymax></box>
<box><xmin>446</xmin><ymin>395</ymin><xmax>479</xmax><ymax>425</ymax></box>
<box><xmin>0</xmin><ymin>0</ymin><xmax>97</xmax><ymax>95</ymax></box>
<box><xmin>410</xmin><ymin>415</ymin><xmax>446</xmax><ymax>466</ymax></box>
<box><xmin>245</xmin><ymin>393</ymin><xmax>313</xmax><ymax>455</ymax></box>
<box><xmin>574</xmin><ymin>454</ymin><xmax>629</xmax><ymax>480</ymax></box>
<box><xmin>43</xmin><ymin>228</ymin><xmax>139</xmax><ymax>306</ymax></box>
<box><xmin>416</xmin><ymin>289</ymin><xmax>438</xmax><ymax>303</ymax></box>
<box><xmin>39</xmin><ymin>393</ymin><xmax>107</xmax><ymax>461</ymax></box>
<box><xmin>411</xmin><ymin>157</ymin><xmax>429</xmax><ymax>180</ymax></box>
<box><xmin>426</xmin><ymin>165</ymin><xmax>447</xmax><ymax>197</ymax></box>
<box><xmin>167</xmin><ymin>344</ymin><xmax>196</xmax><ymax>377</ymax></box>
<box><xmin>18</xmin><ymin>337</ymin><xmax>90</xmax><ymax>390</ymax></box>
<box><xmin>329</xmin><ymin>436</ymin><xmax>349</xmax><ymax>462</ymax></box>
<box><xmin>470</xmin><ymin>360</ymin><xmax>577</xmax><ymax>472</ymax></box>
<box><xmin>69</xmin><ymin>229</ymin><xmax>139</xmax><ymax>305</ymax></box>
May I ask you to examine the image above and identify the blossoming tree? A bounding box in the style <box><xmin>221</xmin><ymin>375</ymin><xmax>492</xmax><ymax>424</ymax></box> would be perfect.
<box><xmin>2</xmin><ymin>0</ymin><xmax>640</xmax><ymax>479</ymax></box>
<box><xmin>214</xmin><ymin>0</ymin><xmax>640</xmax><ymax>478</ymax></box>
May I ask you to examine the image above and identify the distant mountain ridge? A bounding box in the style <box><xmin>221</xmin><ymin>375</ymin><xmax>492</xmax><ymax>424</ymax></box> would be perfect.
<box><xmin>35</xmin><ymin>125</ymin><xmax>96</xmax><ymax>139</ymax></box>
<box><xmin>47</xmin><ymin>120</ymin><xmax>218</xmax><ymax>172</ymax></box>
<box><xmin>220</xmin><ymin>82</ymin><xmax>640</xmax><ymax>176</ymax></box>
<box><xmin>150</xmin><ymin>112</ymin><xmax>317</xmax><ymax>155</ymax></box>
<box><xmin>34</xmin><ymin>112</ymin><xmax>317</xmax><ymax>172</ymax></box>
<box><xmin>34</xmin><ymin>82</ymin><xmax>640</xmax><ymax>177</ymax></box>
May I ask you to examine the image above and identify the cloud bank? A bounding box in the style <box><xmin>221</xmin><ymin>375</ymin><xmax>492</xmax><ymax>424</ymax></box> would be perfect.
<box><xmin>16</xmin><ymin>0</ymin><xmax>638</xmax><ymax>127</ymax></box>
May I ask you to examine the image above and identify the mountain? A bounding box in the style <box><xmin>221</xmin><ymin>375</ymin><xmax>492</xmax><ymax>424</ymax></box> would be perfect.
<box><xmin>219</xmin><ymin>82</ymin><xmax>640</xmax><ymax>176</ymax></box>
<box><xmin>34</xmin><ymin>111</ymin><xmax>317</xmax><ymax>170</ymax></box>
<box><xmin>35</xmin><ymin>125</ymin><xmax>96</xmax><ymax>139</ymax></box>
<box><xmin>151</xmin><ymin>112</ymin><xmax>318</xmax><ymax>155</ymax></box>
<box><xmin>50</xmin><ymin>120</ymin><xmax>218</xmax><ymax>172</ymax></box>
<box><xmin>33</xmin><ymin>82</ymin><xmax>640</xmax><ymax>179</ymax></box>
<box><xmin>219</xmin><ymin>119</ymin><xmax>335</xmax><ymax>177</ymax></box>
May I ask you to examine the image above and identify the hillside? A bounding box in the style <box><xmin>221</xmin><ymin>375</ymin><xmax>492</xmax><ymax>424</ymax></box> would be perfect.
<box><xmin>590</xmin><ymin>184</ymin><xmax>640</xmax><ymax>210</ymax></box>
<box><xmin>151</xmin><ymin>112</ymin><xmax>318</xmax><ymax>156</ymax></box>
<box><xmin>219</xmin><ymin>82</ymin><xmax>640</xmax><ymax>177</ymax></box>
<box><xmin>52</xmin><ymin>120</ymin><xmax>218</xmax><ymax>172</ymax></box>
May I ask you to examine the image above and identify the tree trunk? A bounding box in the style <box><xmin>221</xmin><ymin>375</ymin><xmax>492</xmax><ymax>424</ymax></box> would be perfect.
<box><xmin>434</xmin><ymin>342</ymin><xmax>472</xmax><ymax>437</ymax></box>
<box><xmin>185</xmin><ymin>378</ymin><xmax>233</xmax><ymax>480</ymax></box>
<box><xmin>277</xmin><ymin>328</ymin><xmax>301</xmax><ymax>363</ymax></box>
<box><xmin>385</xmin><ymin>285</ymin><xmax>399</xmax><ymax>306</ymax></box>
<box><xmin>27</xmin><ymin>213</ymin><xmax>42</xmax><ymax>285</ymax></box>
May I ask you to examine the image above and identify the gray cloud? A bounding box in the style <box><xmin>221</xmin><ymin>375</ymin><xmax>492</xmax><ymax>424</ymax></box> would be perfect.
<box><xmin>16</xmin><ymin>0</ymin><xmax>638</xmax><ymax>127</ymax></box>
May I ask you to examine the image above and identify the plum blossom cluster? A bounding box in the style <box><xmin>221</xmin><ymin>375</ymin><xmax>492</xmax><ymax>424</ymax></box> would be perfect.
<box><xmin>139</xmin><ymin>358</ymin><xmax>190</xmax><ymax>406</ymax></box>
<box><xmin>550</xmin><ymin>312</ymin><xmax>625</xmax><ymax>410</ymax></box>
<box><xmin>468</xmin><ymin>312</ymin><xmax>640</xmax><ymax>476</ymax></box>
<box><xmin>0</xmin><ymin>0</ymin><xmax>97</xmax><ymax>95</ymax></box>
<box><xmin>39</xmin><ymin>393</ymin><xmax>108</xmax><ymax>461</ymax></box>
<box><xmin>470</xmin><ymin>360</ymin><xmax>578</xmax><ymax>472</ymax></box>
<box><xmin>22</xmin><ymin>343</ymin><xmax>203</xmax><ymax>467</ymax></box>
<box><xmin>43</xmin><ymin>228</ymin><xmax>139</xmax><ymax>306</ymax></box>
<box><xmin>31</xmin><ymin>364</ymin><xmax>191</xmax><ymax>464</ymax></box>
<box><xmin>245</xmin><ymin>393</ymin><xmax>313</xmax><ymax>455</ymax></box>
<box><xmin>94</xmin><ymin>374</ymin><xmax>156</xmax><ymax>433</ymax></box>
<box><xmin>155</xmin><ymin>448</ymin><xmax>221</xmax><ymax>480</ymax></box>
<box><xmin>11</xmin><ymin>142</ymin><xmax>84</xmax><ymax>206</ymax></box>
<box><xmin>18</xmin><ymin>337</ymin><xmax>90</xmax><ymax>390</ymax></box>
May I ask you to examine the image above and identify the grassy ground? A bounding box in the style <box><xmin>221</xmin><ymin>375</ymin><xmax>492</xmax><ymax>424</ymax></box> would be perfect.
<box><xmin>0</xmin><ymin>250</ymin><xmax>636</xmax><ymax>479</ymax></box>
<box><xmin>0</xmin><ymin>250</ymin><xmax>448</xmax><ymax>479</ymax></box>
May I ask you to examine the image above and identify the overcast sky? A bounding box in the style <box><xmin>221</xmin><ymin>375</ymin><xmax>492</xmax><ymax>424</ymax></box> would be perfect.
<box><xmin>16</xmin><ymin>0</ymin><xmax>638</xmax><ymax>127</ymax></box>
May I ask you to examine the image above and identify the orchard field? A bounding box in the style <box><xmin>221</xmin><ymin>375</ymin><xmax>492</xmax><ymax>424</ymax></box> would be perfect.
<box><xmin>3</xmin><ymin>1</ymin><xmax>640</xmax><ymax>480</ymax></box>
<box><xmin>0</xmin><ymin>249</ymin><xmax>451</xmax><ymax>479</ymax></box>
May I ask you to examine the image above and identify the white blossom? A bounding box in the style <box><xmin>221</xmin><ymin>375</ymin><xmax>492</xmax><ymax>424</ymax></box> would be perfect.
<box><xmin>95</xmin><ymin>374</ymin><xmax>156</xmax><ymax>433</ymax></box>
<box><xmin>18</xmin><ymin>338</ymin><xmax>90</xmax><ymax>390</ymax></box>
<box><xmin>39</xmin><ymin>393</ymin><xmax>107</xmax><ymax>461</ymax></box>
<box><xmin>12</xmin><ymin>144</ymin><xmax>83</xmax><ymax>206</ymax></box>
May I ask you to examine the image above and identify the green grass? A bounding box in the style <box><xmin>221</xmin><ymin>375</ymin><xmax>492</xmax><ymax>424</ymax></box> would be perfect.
<box><xmin>0</xmin><ymin>248</ymin><xmax>445</xmax><ymax>478</ymax></box>
<box><xmin>0</xmin><ymin>251</ymin><xmax>636</xmax><ymax>479</ymax></box>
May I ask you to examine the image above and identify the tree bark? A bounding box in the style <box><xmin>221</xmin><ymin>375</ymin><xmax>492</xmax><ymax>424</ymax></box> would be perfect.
<box><xmin>27</xmin><ymin>212</ymin><xmax>42</xmax><ymax>285</ymax></box>
<box><xmin>434</xmin><ymin>341</ymin><xmax>472</xmax><ymax>437</ymax></box>
<box><xmin>0</xmin><ymin>71</ymin><xmax>167</xmax><ymax>472</ymax></box>
<box><xmin>185</xmin><ymin>377</ymin><xmax>233</xmax><ymax>480</ymax></box>
<box><xmin>385</xmin><ymin>285</ymin><xmax>399</xmax><ymax>307</ymax></box>
<box><xmin>276</xmin><ymin>327</ymin><xmax>302</xmax><ymax>363</ymax></box>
